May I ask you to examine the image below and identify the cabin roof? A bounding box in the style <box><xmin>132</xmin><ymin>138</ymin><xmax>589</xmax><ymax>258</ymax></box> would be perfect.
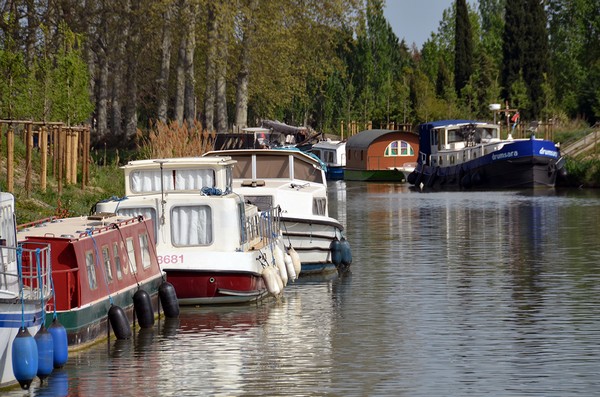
<box><xmin>204</xmin><ymin>148</ymin><xmax>322</xmax><ymax>166</ymax></box>
<box><xmin>312</xmin><ymin>140</ymin><xmax>345</xmax><ymax>150</ymax></box>
<box><xmin>418</xmin><ymin>119</ymin><xmax>497</xmax><ymax>134</ymax></box>
<box><xmin>123</xmin><ymin>156</ymin><xmax>236</xmax><ymax>170</ymax></box>
<box><xmin>346</xmin><ymin>129</ymin><xmax>416</xmax><ymax>150</ymax></box>
<box><xmin>18</xmin><ymin>215</ymin><xmax>142</xmax><ymax>241</ymax></box>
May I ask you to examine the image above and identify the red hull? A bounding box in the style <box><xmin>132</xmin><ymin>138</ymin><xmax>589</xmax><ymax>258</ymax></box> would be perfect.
<box><xmin>166</xmin><ymin>270</ymin><xmax>267</xmax><ymax>304</ymax></box>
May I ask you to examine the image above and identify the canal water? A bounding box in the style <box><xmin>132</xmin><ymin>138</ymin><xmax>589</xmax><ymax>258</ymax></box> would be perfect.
<box><xmin>7</xmin><ymin>182</ymin><xmax>600</xmax><ymax>396</ymax></box>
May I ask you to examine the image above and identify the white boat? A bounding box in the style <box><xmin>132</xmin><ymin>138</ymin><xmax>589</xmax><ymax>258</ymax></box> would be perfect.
<box><xmin>203</xmin><ymin>149</ymin><xmax>352</xmax><ymax>275</ymax></box>
<box><xmin>1</xmin><ymin>192</ymin><xmax>53</xmax><ymax>389</ymax></box>
<box><xmin>310</xmin><ymin>140</ymin><xmax>346</xmax><ymax>180</ymax></box>
<box><xmin>94</xmin><ymin>157</ymin><xmax>290</xmax><ymax>305</ymax></box>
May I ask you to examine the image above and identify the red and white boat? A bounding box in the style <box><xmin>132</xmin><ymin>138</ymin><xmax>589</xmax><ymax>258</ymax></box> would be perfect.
<box><xmin>94</xmin><ymin>157</ymin><xmax>292</xmax><ymax>305</ymax></box>
<box><xmin>17</xmin><ymin>213</ymin><xmax>166</xmax><ymax>348</ymax></box>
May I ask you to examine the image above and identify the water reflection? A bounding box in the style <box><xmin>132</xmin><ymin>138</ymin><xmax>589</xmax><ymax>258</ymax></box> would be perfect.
<box><xmin>3</xmin><ymin>185</ymin><xmax>600</xmax><ymax>396</ymax></box>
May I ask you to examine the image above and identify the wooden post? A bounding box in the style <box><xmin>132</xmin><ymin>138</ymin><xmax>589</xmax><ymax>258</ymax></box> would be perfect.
<box><xmin>7</xmin><ymin>126</ymin><xmax>14</xmax><ymax>193</ymax></box>
<box><xmin>82</xmin><ymin>127</ymin><xmax>90</xmax><ymax>188</ymax></box>
<box><xmin>57</xmin><ymin>125</ymin><xmax>63</xmax><ymax>195</ymax></box>
<box><xmin>52</xmin><ymin>126</ymin><xmax>58</xmax><ymax>178</ymax></box>
<box><xmin>65</xmin><ymin>128</ymin><xmax>72</xmax><ymax>184</ymax></box>
<box><xmin>25</xmin><ymin>123</ymin><xmax>33</xmax><ymax>197</ymax></box>
<box><xmin>40</xmin><ymin>126</ymin><xmax>48</xmax><ymax>192</ymax></box>
<box><xmin>71</xmin><ymin>129</ymin><xmax>79</xmax><ymax>183</ymax></box>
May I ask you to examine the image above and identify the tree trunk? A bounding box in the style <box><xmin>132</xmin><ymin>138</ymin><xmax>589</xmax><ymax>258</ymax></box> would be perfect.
<box><xmin>203</xmin><ymin>5</ymin><xmax>217</xmax><ymax>132</ymax></box>
<box><xmin>216</xmin><ymin>23</ymin><xmax>229</xmax><ymax>133</ymax></box>
<box><xmin>124</xmin><ymin>0</ymin><xmax>140</xmax><ymax>139</ymax></box>
<box><xmin>157</xmin><ymin>3</ymin><xmax>173</xmax><ymax>123</ymax></box>
<box><xmin>235</xmin><ymin>0</ymin><xmax>258</xmax><ymax>132</ymax></box>
<box><xmin>96</xmin><ymin>47</ymin><xmax>109</xmax><ymax>141</ymax></box>
<box><xmin>110</xmin><ymin>30</ymin><xmax>126</xmax><ymax>138</ymax></box>
<box><xmin>174</xmin><ymin>34</ymin><xmax>186</xmax><ymax>125</ymax></box>
<box><xmin>25</xmin><ymin>0</ymin><xmax>36</xmax><ymax>68</ymax></box>
<box><xmin>184</xmin><ymin>4</ymin><xmax>197</xmax><ymax>126</ymax></box>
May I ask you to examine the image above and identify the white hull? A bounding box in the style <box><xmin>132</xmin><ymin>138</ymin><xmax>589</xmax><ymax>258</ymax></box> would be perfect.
<box><xmin>203</xmin><ymin>149</ymin><xmax>352</xmax><ymax>274</ymax></box>
<box><xmin>281</xmin><ymin>216</ymin><xmax>343</xmax><ymax>273</ymax></box>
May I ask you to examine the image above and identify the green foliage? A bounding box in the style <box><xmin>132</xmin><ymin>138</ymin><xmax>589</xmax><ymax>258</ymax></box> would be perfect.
<box><xmin>563</xmin><ymin>157</ymin><xmax>600</xmax><ymax>188</ymax></box>
<box><xmin>0</xmin><ymin>22</ymin><xmax>92</xmax><ymax>124</ymax></box>
<box><xmin>454</xmin><ymin>0</ymin><xmax>473</xmax><ymax>97</ymax></box>
<box><xmin>0</xmin><ymin>48</ymin><xmax>29</xmax><ymax>119</ymax></box>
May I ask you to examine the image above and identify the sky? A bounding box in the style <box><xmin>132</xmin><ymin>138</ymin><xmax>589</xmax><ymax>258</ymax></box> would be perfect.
<box><xmin>383</xmin><ymin>0</ymin><xmax>456</xmax><ymax>49</ymax></box>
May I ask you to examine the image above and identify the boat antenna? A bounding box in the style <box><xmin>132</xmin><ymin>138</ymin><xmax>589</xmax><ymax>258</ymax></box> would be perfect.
<box><xmin>154</xmin><ymin>160</ymin><xmax>167</xmax><ymax>226</ymax></box>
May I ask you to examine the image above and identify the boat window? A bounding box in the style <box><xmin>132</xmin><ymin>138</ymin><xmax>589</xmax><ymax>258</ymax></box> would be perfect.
<box><xmin>171</xmin><ymin>205</ymin><xmax>213</xmax><ymax>246</ymax></box>
<box><xmin>294</xmin><ymin>159</ymin><xmax>323</xmax><ymax>184</ymax></box>
<box><xmin>258</xmin><ymin>156</ymin><xmax>289</xmax><ymax>178</ymax></box>
<box><xmin>102</xmin><ymin>245</ymin><xmax>113</xmax><ymax>283</ymax></box>
<box><xmin>448</xmin><ymin>130</ymin><xmax>462</xmax><ymax>144</ymax></box>
<box><xmin>325</xmin><ymin>150</ymin><xmax>335</xmax><ymax>163</ymax></box>
<box><xmin>130</xmin><ymin>168</ymin><xmax>216</xmax><ymax>193</ymax></box>
<box><xmin>117</xmin><ymin>207</ymin><xmax>157</xmax><ymax>237</ymax></box>
<box><xmin>384</xmin><ymin>141</ymin><xmax>415</xmax><ymax>157</ymax></box>
<box><xmin>113</xmin><ymin>243</ymin><xmax>123</xmax><ymax>279</ymax></box>
<box><xmin>126</xmin><ymin>237</ymin><xmax>138</xmax><ymax>274</ymax></box>
<box><xmin>139</xmin><ymin>233</ymin><xmax>151</xmax><ymax>269</ymax></box>
<box><xmin>85</xmin><ymin>250</ymin><xmax>98</xmax><ymax>290</ymax></box>
<box><xmin>226</xmin><ymin>166</ymin><xmax>233</xmax><ymax>192</ymax></box>
<box><xmin>313</xmin><ymin>198</ymin><xmax>327</xmax><ymax>216</ymax></box>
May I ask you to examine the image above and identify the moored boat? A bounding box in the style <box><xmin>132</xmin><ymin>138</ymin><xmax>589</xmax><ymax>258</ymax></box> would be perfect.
<box><xmin>310</xmin><ymin>140</ymin><xmax>346</xmax><ymax>180</ymax></box>
<box><xmin>343</xmin><ymin>129</ymin><xmax>419</xmax><ymax>182</ymax></box>
<box><xmin>203</xmin><ymin>149</ymin><xmax>352</xmax><ymax>275</ymax></box>
<box><xmin>93</xmin><ymin>156</ymin><xmax>290</xmax><ymax>305</ymax></box>
<box><xmin>407</xmin><ymin>119</ymin><xmax>566</xmax><ymax>189</ymax></box>
<box><xmin>1</xmin><ymin>192</ymin><xmax>54</xmax><ymax>390</ymax></box>
<box><xmin>17</xmin><ymin>213</ymin><xmax>168</xmax><ymax>348</ymax></box>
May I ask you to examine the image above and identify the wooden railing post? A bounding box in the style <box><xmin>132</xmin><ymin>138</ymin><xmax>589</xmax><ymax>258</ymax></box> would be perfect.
<box><xmin>40</xmin><ymin>125</ymin><xmax>48</xmax><ymax>192</ymax></box>
<box><xmin>25</xmin><ymin>123</ymin><xmax>33</xmax><ymax>197</ymax></box>
<box><xmin>7</xmin><ymin>125</ymin><xmax>14</xmax><ymax>193</ymax></box>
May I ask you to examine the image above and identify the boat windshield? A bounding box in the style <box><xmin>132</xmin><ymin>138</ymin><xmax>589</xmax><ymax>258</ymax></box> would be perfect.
<box><xmin>130</xmin><ymin>168</ymin><xmax>216</xmax><ymax>193</ymax></box>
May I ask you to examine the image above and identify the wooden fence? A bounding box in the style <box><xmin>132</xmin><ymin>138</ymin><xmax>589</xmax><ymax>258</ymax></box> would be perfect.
<box><xmin>1</xmin><ymin>120</ymin><xmax>91</xmax><ymax>196</ymax></box>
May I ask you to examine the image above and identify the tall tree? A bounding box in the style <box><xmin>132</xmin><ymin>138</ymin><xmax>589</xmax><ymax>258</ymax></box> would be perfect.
<box><xmin>522</xmin><ymin>0</ymin><xmax>549</xmax><ymax>119</ymax></box>
<box><xmin>157</xmin><ymin>1</ymin><xmax>174</xmax><ymax>123</ymax></box>
<box><xmin>184</xmin><ymin>3</ymin><xmax>198</xmax><ymax>126</ymax></box>
<box><xmin>203</xmin><ymin>3</ymin><xmax>217</xmax><ymax>131</ymax></box>
<box><xmin>215</xmin><ymin>4</ymin><xmax>231</xmax><ymax>133</ymax></box>
<box><xmin>454</xmin><ymin>0</ymin><xmax>473</xmax><ymax>97</ymax></box>
<box><xmin>500</xmin><ymin>0</ymin><xmax>526</xmax><ymax>105</ymax></box>
<box><xmin>234</xmin><ymin>0</ymin><xmax>259</xmax><ymax>132</ymax></box>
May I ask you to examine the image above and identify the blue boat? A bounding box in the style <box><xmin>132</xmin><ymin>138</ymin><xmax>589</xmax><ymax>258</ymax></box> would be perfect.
<box><xmin>407</xmin><ymin>120</ymin><xmax>566</xmax><ymax>189</ymax></box>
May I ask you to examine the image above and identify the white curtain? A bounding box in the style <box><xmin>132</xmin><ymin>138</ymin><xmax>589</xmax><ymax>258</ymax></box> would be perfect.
<box><xmin>171</xmin><ymin>206</ymin><xmax>212</xmax><ymax>246</ymax></box>
<box><xmin>130</xmin><ymin>169</ymin><xmax>215</xmax><ymax>193</ymax></box>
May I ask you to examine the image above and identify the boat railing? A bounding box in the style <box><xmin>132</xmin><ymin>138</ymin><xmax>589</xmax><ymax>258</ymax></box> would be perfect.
<box><xmin>0</xmin><ymin>241</ymin><xmax>52</xmax><ymax>301</ymax></box>
<box><xmin>244</xmin><ymin>206</ymin><xmax>281</xmax><ymax>249</ymax></box>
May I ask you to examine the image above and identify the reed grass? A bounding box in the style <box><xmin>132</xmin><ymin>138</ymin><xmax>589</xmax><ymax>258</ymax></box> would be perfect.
<box><xmin>136</xmin><ymin>120</ymin><xmax>216</xmax><ymax>158</ymax></box>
